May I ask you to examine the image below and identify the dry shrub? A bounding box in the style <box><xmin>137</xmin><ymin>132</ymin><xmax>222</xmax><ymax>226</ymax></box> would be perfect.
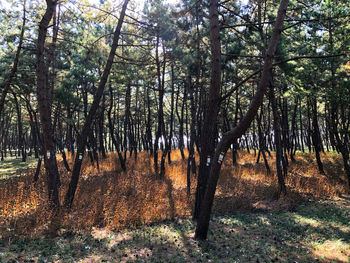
<box><xmin>213</xmin><ymin>151</ymin><xmax>348</xmax><ymax>214</ymax></box>
<box><xmin>0</xmin><ymin>150</ymin><xmax>348</xmax><ymax>238</ymax></box>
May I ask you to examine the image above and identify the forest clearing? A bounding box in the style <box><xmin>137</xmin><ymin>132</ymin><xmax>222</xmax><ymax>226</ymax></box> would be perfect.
<box><xmin>1</xmin><ymin>0</ymin><xmax>350</xmax><ymax>261</ymax></box>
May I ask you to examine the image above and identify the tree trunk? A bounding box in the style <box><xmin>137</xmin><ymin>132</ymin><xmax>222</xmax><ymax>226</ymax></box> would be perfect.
<box><xmin>193</xmin><ymin>0</ymin><xmax>222</xmax><ymax>220</ymax></box>
<box><xmin>0</xmin><ymin>0</ymin><xmax>26</xmax><ymax>117</ymax></box>
<box><xmin>36</xmin><ymin>0</ymin><xmax>60</xmax><ymax>207</ymax></box>
<box><xmin>98</xmin><ymin>95</ymin><xmax>107</xmax><ymax>158</ymax></box>
<box><xmin>177</xmin><ymin>83</ymin><xmax>186</xmax><ymax>160</ymax></box>
<box><xmin>187</xmin><ymin>76</ymin><xmax>197</xmax><ymax>195</ymax></box>
<box><xmin>311</xmin><ymin>98</ymin><xmax>325</xmax><ymax>174</ymax></box>
<box><xmin>64</xmin><ymin>0</ymin><xmax>129</xmax><ymax>208</ymax></box>
<box><xmin>159</xmin><ymin>43</ymin><xmax>168</xmax><ymax>178</ymax></box>
<box><xmin>269</xmin><ymin>79</ymin><xmax>287</xmax><ymax>198</ymax></box>
<box><xmin>108</xmin><ymin>85</ymin><xmax>126</xmax><ymax>170</ymax></box>
<box><xmin>256</xmin><ymin>107</ymin><xmax>270</xmax><ymax>173</ymax></box>
<box><xmin>299</xmin><ymin>99</ymin><xmax>305</xmax><ymax>152</ymax></box>
<box><xmin>167</xmin><ymin>64</ymin><xmax>175</xmax><ymax>164</ymax></box>
<box><xmin>12</xmin><ymin>92</ymin><xmax>26</xmax><ymax>162</ymax></box>
<box><xmin>195</xmin><ymin>0</ymin><xmax>289</xmax><ymax>240</ymax></box>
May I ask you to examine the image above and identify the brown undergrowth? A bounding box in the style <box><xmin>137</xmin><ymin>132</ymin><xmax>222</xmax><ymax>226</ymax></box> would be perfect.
<box><xmin>0</xmin><ymin>150</ymin><xmax>348</xmax><ymax>239</ymax></box>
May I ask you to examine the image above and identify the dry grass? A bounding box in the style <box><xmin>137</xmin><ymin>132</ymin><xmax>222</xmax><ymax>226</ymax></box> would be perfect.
<box><xmin>0</xmin><ymin>150</ymin><xmax>348</xmax><ymax>239</ymax></box>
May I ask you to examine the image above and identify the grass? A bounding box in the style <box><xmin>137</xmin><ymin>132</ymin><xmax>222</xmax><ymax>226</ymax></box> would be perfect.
<box><xmin>0</xmin><ymin>157</ymin><xmax>37</xmax><ymax>180</ymax></box>
<box><xmin>0</xmin><ymin>197</ymin><xmax>349</xmax><ymax>262</ymax></box>
<box><xmin>0</xmin><ymin>150</ymin><xmax>349</xmax><ymax>262</ymax></box>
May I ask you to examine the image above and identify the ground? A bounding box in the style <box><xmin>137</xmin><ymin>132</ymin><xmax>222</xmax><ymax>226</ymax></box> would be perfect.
<box><xmin>0</xmin><ymin>151</ymin><xmax>349</xmax><ymax>262</ymax></box>
<box><xmin>0</xmin><ymin>197</ymin><xmax>349</xmax><ymax>263</ymax></box>
<box><xmin>0</xmin><ymin>157</ymin><xmax>37</xmax><ymax>181</ymax></box>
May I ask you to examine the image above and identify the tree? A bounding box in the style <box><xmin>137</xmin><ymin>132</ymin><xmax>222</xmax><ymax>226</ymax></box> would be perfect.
<box><xmin>0</xmin><ymin>0</ymin><xmax>26</xmax><ymax>117</ymax></box>
<box><xmin>195</xmin><ymin>0</ymin><xmax>290</xmax><ymax>240</ymax></box>
<box><xmin>64</xmin><ymin>0</ymin><xmax>130</xmax><ymax>208</ymax></box>
<box><xmin>36</xmin><ymin>0</ymin><xmax>60</xmax><ymax>207</ymax></box>
<box><xmin>193</xmin><ymin>0</ymin><xmax>221</xmax><ymax>220</ymax></box>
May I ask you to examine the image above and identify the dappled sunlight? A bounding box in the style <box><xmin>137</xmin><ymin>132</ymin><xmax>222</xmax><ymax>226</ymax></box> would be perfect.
<box><xmin>312</xmin><ymin>239</ymin><xmax>350</xmax><ymax>263</ymax></box>
<box><xmin>0</xmin><ymin>157</ymin><xmax>37</xmax><ymax>179</ymax></box>
<box><xmin>291</xmin><ymin>214</ymin><xmax>320</xmax><ymax>227</ymax></box>
<box><xmin>77</xmin><ymin>255</ymin><xmax>104</xmax><ymax>263</ymax></box>
<box><xmin>0</xmin><ymin>195</ymin><xmax>349</xmax><ymax>262</ymax></box>
<box><xmin>0</xmin><ymin>150</ymin><xmax>349</xmax><ymax>242</ymax></box>
<box><xmin>257</xmin><ymin>214</ymin><xmax>271</xmax><ymax>226</ymax></box>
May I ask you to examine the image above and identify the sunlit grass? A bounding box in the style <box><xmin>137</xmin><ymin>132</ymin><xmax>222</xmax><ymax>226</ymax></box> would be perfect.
<box><xmin>3</xmin><ymin>199</ymin><xmax>347</xmax><ymax>262</ymax></box>
<box><xmin>0</xmin><ymin>157</ymin><xmax>37</xmax><ymax>180</ymax></box>
<box><xmin>0</xmin><ymin>195</ymin><xmax>350</xmax><ymax>263</ymax></box>
<box><xmin>312</xmin><ymin>239</ymin><xmax>350</xmax><ymax>262</ymax></box>
<box><xmin>0</xmin><ymin>149</ymin><xmax>349</xmax><ymax>262</ymax></box>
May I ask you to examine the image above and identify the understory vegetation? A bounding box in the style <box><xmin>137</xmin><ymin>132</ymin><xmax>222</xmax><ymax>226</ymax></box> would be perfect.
<box><xmin>0</xmin><ymin>150</ymin><xmax>349</xmax><ymax>262</ymax></box>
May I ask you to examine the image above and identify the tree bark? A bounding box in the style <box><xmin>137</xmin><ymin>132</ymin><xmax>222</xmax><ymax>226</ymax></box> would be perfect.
<box><xmin>64</xmin><ymin>0</ymin><xmax>129</xmax><ymax>208</ymax></box>
<box><xmin>167</xmin><ymin>64</ymin><xmax>175</xmax><ymax>164</ymax></box>
<box><xmin>193</xmin><ymin>0</ymin><xmax>221</xmax><ymax>220</ymax></box>
<box><xmin>98</xmin><ymin>95</ymin><xmax>107</xmax><ymax>158</ymax></box>
<box><xmin>269</xmin><ymin>78</ymin><xmax>287</xmax><ymax>198</ymax></box>
<box><xmin>0</xmin><ymin>0</ymin><xmax>26</xmax><ymax>117</ymax></box>
<box><xmin>36</xmin><ymin>0</ymin><xmax>60</xmax><ymax>207</ymax></box>
<box><xmin>311</xmin><ymin>97</ymin><xmax>325</xmax><ymax>174</ymax></box>
<box><xmin>195</xmin><ymin>0</ymin><xmax>289</xmax><ymax>240</ymax></box>
<box><xmin>12</xmin><ymin>92</ymin><xmax>26</xmax><ymax>162</ymax></box>
<box><xmin>177</xmin><ymin>83</ymin><xmax>186</xmax><ymax>160</ymax></box>
<box><xmin>108</xmin><ymin>85</ymin><xmax>126</xmax><ymax>171</ymax></box>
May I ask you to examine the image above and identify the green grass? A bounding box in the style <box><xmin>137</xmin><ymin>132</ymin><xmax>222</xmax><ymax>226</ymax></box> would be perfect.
<box><xmin>0</xmin><ymin>157</ymin><xmax>37</xmax><ymax>180</ymax></box>
<box><xmin>0</xmin><ymin>197</ymin><xmax>349</xmax><ymax>263</ymax></box>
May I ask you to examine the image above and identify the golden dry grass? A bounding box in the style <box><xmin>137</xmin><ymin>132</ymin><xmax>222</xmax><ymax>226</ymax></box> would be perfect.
<box><xmin>0</xmin><ymin>150</ymin><xmax>348</xmax><ymax>239</ymax></box>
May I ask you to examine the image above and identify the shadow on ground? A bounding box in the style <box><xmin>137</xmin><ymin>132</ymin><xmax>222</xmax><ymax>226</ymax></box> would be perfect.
<box><xmin>1</xmin><ymin>197</ymin><xmax>349</xmax><ymax>263</ymax></box>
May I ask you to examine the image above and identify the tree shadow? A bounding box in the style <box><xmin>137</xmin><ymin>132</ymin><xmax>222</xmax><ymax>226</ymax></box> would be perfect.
<box><xmin>1</xmin><ymin>197</ymin><xmax>349</xmax><ymax>262</ymax></box>
<box><xmin>165</xmin><ymin>177</ymin><xmax>175</xmax><ymax>220</ymax></box>
<box><xmin>292</xmin><ymin>199</ymin><xmax>350</xmax><ymax>228</ymax></box>
<box><xmin>0</xmin><ymin>231</ymin><xmax>111</xmax><ymax>262</ymax></box>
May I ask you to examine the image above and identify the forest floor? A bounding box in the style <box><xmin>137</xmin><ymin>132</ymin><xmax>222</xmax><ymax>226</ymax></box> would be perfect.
<box><xmin>0</xmin><ymin>157</ymin><xmax>37</xmax><ymax>181</ymax></box>
<box><xmin>0</xmin><ymin>196</ymin><xmax>349</xmax><ymax>263</ymax></box>
<box><xmin>0</xmin><ymin>150</ymin><xmax>349</xmax><ymax>262</ymax></box>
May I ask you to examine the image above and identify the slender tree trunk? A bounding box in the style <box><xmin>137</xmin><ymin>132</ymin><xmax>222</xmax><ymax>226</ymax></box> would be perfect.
<box><xmin>311</xmin><ymin>97</ymin><xmax>325</xmax><ymax>174</ymax></box>
<box><xmin>269</xmin><ymin>79</ymin><xmax>287</xmax><ymax>198</ymax></box>
<box><xmin>177</xmin><ymin>83</ymin><xmax>187</xmax><ymax>160</ymax></box>
<box><xmin>107</xmin><ymin>85</ymin><xmax>126</xmax><ymax>171</ymax></box>
<box><xmin>231</xmin><ymin>88</ymin><xmax>240</xmax><ymax>165</ymax></box>
<box><xmin>306</xmin><ymin>101</ymin><xmax>313</xmax><ymax>152</ymax></box>
<box><xmin>281</xmin><ymin>96</ymin><xmax>290</xmax><ymax>166</ymax></box>
<box><xmin>290</xmin><ymin>99</ymin><xmax>298</xmax><ymax>162</ymax></box>
<box><xmin>187</xmin><ymin>76</ymin><xmax>197</xmax><ymax>195</ymax></box>
<box><xmin>66</xmin><ymin>105</ymin><xmax>75</xmax><ymax>154</ymax></box>
<box><xmin>36</xmin><ymin>0</ymin><xmax>60</xmax><ymax>207</ymax></box>
<box><xmin>26</xmin><ymin>99</ymin><xmax>44</xmax><ymax>182</ymax></box>
<box><xmin>167</xmin><ymin>64</ymin><xmax>175</xmax><ymax>164</ymax></box>
<box><xmin>195</xmin><ymin>0</ymin><xmax>289</xmax><ymax>239</ymax></box>
<box><xmin>153</xmin><ymin>34</ymin><xmax>161</xmax><ymax>172</ymax></box>
<box><xmin>12</xmin><ymin>92</ymin><xmax>26</xmax><ymax>162</ymax></box>
<box><xmin>0</xmin><ymin>0</ymin><xmax>26</xmax><ymax>117</ymax></box>
<box><xmin>98</xmin><ymin>95</ymin><xmax>107</xmax><ymax>158</ymax></box>
<box><xmin>299</xmin><ymin>99</ymin><xmax>305</xmax><ymax>152</ymax></box>
<box><xmin>256</xmin><ymin>108</ymin><xmax>270</xmax><ymax>172</ymax></box>
<box><xmin>146</xmin><ymin>87</ymin><xmax>153</xmax><ymax>155</ymax></box>
<box><xmin>193</xmin><ymin>0</ymin><xmax>222</xmax><ymax>220</ymax></box>
<box><xmin>124</xmin><ymin>83</ymin><xmax>131</xmax><ymax>159</ymax></box>
<box><xmin>64</xmin><ymin>0</ymin><xmax>129</xmax><ymax>208</ymax></box>
<box><xmin>159</xmin><ymin>44</ymin><xmax>168</xmax><ymax>178</ymax></box>
<box><xmin>57</xmin><ymin>111</ymin><xmax>71</xmax><ymax>172</ymax></box>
